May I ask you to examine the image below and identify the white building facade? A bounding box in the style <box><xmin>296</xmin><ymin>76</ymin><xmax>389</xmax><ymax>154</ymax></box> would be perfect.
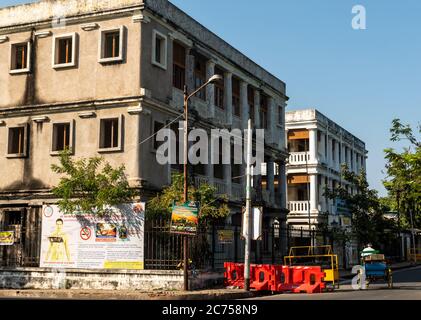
<box><xmin>285</xmin><ymin>109</ymin><xmax>368</xmax><ymax>266</ymax></box>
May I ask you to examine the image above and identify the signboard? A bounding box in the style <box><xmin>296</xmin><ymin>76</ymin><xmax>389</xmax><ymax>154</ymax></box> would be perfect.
<box><xmin>341</xmin><ymin>216</ymin><xmax>352</xmax><ymax>227</ymax></box>
<box><xmin>241</xmin><ymin>207</ymin><xmax>263</xmax><ymax>241</ymax></box>
<box><xmin>217</xmin><ymin>230</ymin><xmax>234</xmax><ymax>244</ymax></box>
<box><xmin>0</xmin><ymin>231</ymin><xmax>14</xmax><ymax>246</ymax></box>
<box><xmin>336</xmin><ymin>198</ymin><xmax>351</xmax><ymax>215</ymax></box>
<box><xmin>40</xmin><ymin>203</ymin><xmax>145</xmax><ymax>270</ymax></box>
<box><xmin>170</xmin><ymin>202</ymin><xmax>199</xmax><ymax>235</ymax></box>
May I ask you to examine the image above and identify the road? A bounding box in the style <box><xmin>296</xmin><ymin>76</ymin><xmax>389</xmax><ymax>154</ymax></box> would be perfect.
<box><xmin>247</xmin><ymin>265</ymin><xmax>421</xmax><ymax>300</ymax></box>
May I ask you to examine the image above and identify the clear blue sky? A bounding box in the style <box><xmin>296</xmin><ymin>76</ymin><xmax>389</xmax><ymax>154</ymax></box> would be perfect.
<box><xmin>3</xmin><ymin>0</ymin><xmax>421</xmax><ymax>196</ymax></box>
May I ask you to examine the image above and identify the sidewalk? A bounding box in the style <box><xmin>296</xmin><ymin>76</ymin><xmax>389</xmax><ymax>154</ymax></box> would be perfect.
<box><xmin>339</xmin><ymin>261</ymin><xmax>418</xmax><ymax>280</ymax></box>
<box><xmin>0</xmin><ymin>288</ymin><xmax>263</xmax><ymax>300</ymax></box>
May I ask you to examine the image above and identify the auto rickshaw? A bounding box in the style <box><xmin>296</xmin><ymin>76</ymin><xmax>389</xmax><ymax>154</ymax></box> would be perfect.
<box><xmin>357</xmin><ymin>245</ymin><xmax>393</xmax><ymax>289</ymax></box>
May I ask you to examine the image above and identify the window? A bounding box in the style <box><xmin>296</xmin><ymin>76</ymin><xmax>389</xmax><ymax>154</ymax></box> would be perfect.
<box><xmin>53</xmin><ymin>33</ymin><xmax>77</xmax><ymax>68</ymax></box>
<box><xmin>213</xmin><ymin>139</ymin><xmax>224</xmax><ymax>180</ymax></box>
<box><xmin>214</xmin><ymin>67</ymin><xmax>224</xmax><ymax>109</ymax></box>
<box><xmin>10</xmin><ymin>42</ymin><xmax>31</xmax><ymax>73</ymax></box>
<box><xmin>99</xmin><ymin>116</ymin><xmax>123</xmax><ymax>151</ymax></box>
<box><xmin>194</xmin><ymin>55</ymin><xmax>207</xmax><ymax>100</ymax></box>
<box><xmin>152</xmin><ymin>30</ymin><xmax>167</xmax><ymax>70</ymax></box>
<box><xmin>7</xmin><ymin>125</ymin><xmax>28</xmax><ymax>157</ymax></box>
<box><xmin>99</xmin><ymin>27</ymin><xmax>124</xmax><ymax>63</ymax></box>
<box><xmin>278</xmin><ymin>106</ymin><xmax>283</xmax><ymax>125</ymax></box>
<box><xmin>260</xmin><ymin>94</ymin><xmax>268</xmax><ymax>129</ymax></box>
<box><xmin>153</xmin><ymin>121</ymin><xmax>165</xmax><ymax>150</ymax></box>
<box><xmin>172</xmin><ymin>42</ymin><xmax>186</xmax><ymax>90</ymax></box>
<box><xmin>248</xmin><ymin>86</ymin><xmax>255</xmax><ymax>126</ymax></box>
<box><xmin>232</xmin><ymin>77</ymin><xmax>241</xmax><ymax>117</ymax></box>
<box><xmin>332</xmin><ymin>140</ymin><xmax>335</xmax><ymax>161</ymax></box>
<box><xmin>52</xmin><ymin>122</ymin><xmax>73</xmax><ymax>154</ymax></box>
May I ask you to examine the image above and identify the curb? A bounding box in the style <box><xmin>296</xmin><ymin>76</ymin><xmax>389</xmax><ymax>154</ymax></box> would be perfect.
<box><xmin>0</xmin><ymin>289</ymin><xmax>264</xmax><ymax>300</ymax></box>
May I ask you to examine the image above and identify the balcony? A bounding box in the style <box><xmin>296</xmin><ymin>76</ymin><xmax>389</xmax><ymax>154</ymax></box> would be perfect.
<box><xmin>288</xmin><ymin>152</ymin><xmax>310</xmax><ymax>165</ymax></box>
<box><xmin>231</xmin><ymin>183</ymin><xmax>244</xmax><ymax>201</ymax></box>
<box><xmin>213</xmin><ymin>178</ymin><xmax>227</xmax><ymax>196</ymax></box>
<box><xmin>288</xmin><ymin>201</ymin><xmax>310</xmax><ymax>214</ymax></box>
<box><xmin>194</xmin><ymin>175</ymin><xmax>209</xmax><ymax>188</ymax></box>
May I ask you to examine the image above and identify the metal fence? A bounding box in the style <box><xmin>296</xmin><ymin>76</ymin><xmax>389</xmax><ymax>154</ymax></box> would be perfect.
<box><xmin>144</xmin><ymin>218</ymin><xmax>320</xmax><ymax>271</ymax></box>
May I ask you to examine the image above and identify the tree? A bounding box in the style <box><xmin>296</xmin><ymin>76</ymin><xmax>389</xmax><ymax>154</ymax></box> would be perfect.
<box><xmin>147</xmin><ymin>173</ymin><xmax>230</xmax><ymax>224</ymax></box>
<box><xmin>324</xmin><ymin>165</ymin><xmax>396</xmax><ymax>249</ymax></box>
<box><xmin>51</xmin><ymin>149</ymin><xmax>135</xmax><ymax>215</ymax></box>
<box><xmin>147</xmin><ymin>173</ymin><xmax>230</xmax><ymax>269</ymax></box>
<box><xmin>384</xmin><ymin>119</ymin><xmax>421</xmax><ymax>229</ymax></box>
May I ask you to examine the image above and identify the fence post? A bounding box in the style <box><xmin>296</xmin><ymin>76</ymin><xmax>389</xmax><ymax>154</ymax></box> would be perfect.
<box><xmin>211</xmin><ymin>223</ymin><xmax>215</xmax><ymax>270</ymax></box>
<box><xmin>234</xmin><ymin>226</ymin><xmax>238</xmax><ymax>263</ymax></box>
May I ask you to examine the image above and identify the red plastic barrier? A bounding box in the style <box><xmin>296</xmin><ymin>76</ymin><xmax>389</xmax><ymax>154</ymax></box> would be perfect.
<box><xmin>224</xmin><ymin>262</ymin><xmax>245</xmax><ymax>288</ymax></box>
<box><xmin>250</xmin><ymin>264</ymin><xmax>272</xmax><ymax>291</ymax></box>
<box><xmin>224</xmin><ymin>263</ymin><xmax>326</xmax><ymax>294</ymax></box>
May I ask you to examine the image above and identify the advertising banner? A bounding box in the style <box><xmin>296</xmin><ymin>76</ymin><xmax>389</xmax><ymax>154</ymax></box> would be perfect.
<box><xmin>170</xmin><ymin>202</ymin><xmax>199</xmax><ymax>235</ymax></box>
<box><xmin>0</xmin><ymin>231</ymin><xmax>14</xmax><ymax>246</ymax></box>
<box><xmin>40</xmin><ymin>203</ymin><xmax>145</xmax><ymax>270</ymax></box>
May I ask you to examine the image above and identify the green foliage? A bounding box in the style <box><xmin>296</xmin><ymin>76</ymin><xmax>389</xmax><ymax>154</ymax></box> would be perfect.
<box><xmin>324</xmin><ymin>165</ymin><xmax>397</xmax><ymax>247</ymax></box>
<box><xmin>147</xmin><ymin>173</ymin><xmax>230</xmax><ymax>223</ymax></box>
<box><xmin>383</xmin><ymin>119</ymin><xmax>421</xmax><ymax>229</ymax></box>
<box><xmin>51</xmin><ymin>149</ymin><xmax>135</xmax><ymax>215</ymax></box>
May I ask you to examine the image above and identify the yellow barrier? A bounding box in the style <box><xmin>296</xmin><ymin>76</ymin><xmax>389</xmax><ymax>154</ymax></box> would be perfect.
<box><xmin>284</xmin><ymin>245</ymin><xmax>340</xmax><ymax>288</ymax></box>
<box><xmin>408</xmin><ymin>248</ymin><xmax>421</xmax><ymax>263</ymax></box>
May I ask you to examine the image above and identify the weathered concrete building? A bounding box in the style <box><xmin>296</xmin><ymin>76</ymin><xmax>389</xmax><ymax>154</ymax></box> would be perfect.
<box><xmin>285</xmin><ymin>109</ymin><xmax>368</xmax><ymax>266</ymax></box>
<box><xmin>0</xmin><ymin>0</ymin><xmax>289</xmax><ymax>281</ymax></box>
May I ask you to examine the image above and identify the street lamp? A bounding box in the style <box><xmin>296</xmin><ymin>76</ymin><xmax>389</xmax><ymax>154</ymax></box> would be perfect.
<box><xmin>182</xmin><ymin>74</ymin><xmax>222</xmax><ymax>291</ymax></box>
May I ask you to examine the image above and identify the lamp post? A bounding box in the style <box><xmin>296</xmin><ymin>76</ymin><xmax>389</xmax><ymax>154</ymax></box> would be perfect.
<box><xmin>182</xmin><ymin>74</ymin><xmax>223</xmax><ymax>291</ymax></box>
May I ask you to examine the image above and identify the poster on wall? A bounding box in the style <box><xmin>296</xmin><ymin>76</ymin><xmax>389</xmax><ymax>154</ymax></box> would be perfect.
<box><xmin>170</xmin><ymin>202</ymin><xmax>199</xmax><ymax>235</ymax></box>
<box><xmin>0</xmin><ymin>231</ymin><xmax>14</xmax><ymax>245</ymax></box>
<box><xmin>40</xmin><ymin>203</ymin><xmax>145</xmax><ymax>270</ymax></box>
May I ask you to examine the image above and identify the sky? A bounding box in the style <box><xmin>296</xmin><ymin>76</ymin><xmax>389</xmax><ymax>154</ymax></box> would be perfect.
<box><xmin>3</xmin><ymin>0</ymin><xmax>421</xmax><ymax>196</ymax></box>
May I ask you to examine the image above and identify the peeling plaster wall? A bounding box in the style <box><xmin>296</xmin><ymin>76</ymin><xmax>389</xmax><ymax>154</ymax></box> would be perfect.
<box><xmin>0</xmin><ymin>0</ymin><xmax>142</xmax><ymax>28</ymax></box>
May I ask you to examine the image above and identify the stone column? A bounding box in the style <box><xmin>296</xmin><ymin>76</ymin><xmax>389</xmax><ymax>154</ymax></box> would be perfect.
<box><xmin>254</xmin><ymin>90</ymin><xmax>261</xmax><ymax>128</ymax></box>
<box><xmin>240</xmin><ymin>81</ymin><xmax>249</xmax><ymax>130</ymax></box>
<box><xmin>267</xmin><ymin>158</ymin><xmax>275</xmax><ymax>204</ymax></box>
<box><xmin>334</xmin><ymin>140</ymin><xmax>340</xmax><ymax>170</ymax></box>
<box><xmin>347</xmin><ymin>147</ymin><xmax>352</xmax><ymax>169</ymax></box>
<box><xmin>319</xmin><ymin>131</ymin><xmax>325</xmax><ymax>163</ymax></box>
<box><xmin>224</xmin><ymin>72</ymin><xmax>233</xmax><ymax>125</ymax></box>
<box><xmin>269</xmin><ymin>97</ymin><xmax>276</xmax><ymax>144</ymax></box>
<box><xmin>185</xmin><ymin>48</ymin><xmax>195</xmax><ymax>93</ymax></box>
<box><xmin>206</xmin><ymin>60</ymin><xmax>216</xmax><ymax>118</ymax></box>
<box><xmin>310</xmin><ymin>174</ymin><xmax>318</xmax><ymax>213</ymax></box>
<box><xmin>309</xmin><ymin>128</ymin><xmax>317</xmax><ymax>163</ymax></box>
<box><xmin>224</xmin><ymin>163</ymin><xmax>232</xmax><ymax>198</ymax></box>
<box><xmin>341</xmin><ymin>143</ymin><xmax>346</xmax><ymax>167</ymax></box>
<box><xmin>206</xmin><ymin>137</ymin><xmax>214</xmax><ymax>186</ymax></box>
<box><xmin>319</xmin><ymin>174</ymin><xmax>326</xmax><ymax>212</ymax></box>
<box><xmin>277</xmin><ymin>161</ymin><xmax>287</xmax><ymax>208</ymax></box>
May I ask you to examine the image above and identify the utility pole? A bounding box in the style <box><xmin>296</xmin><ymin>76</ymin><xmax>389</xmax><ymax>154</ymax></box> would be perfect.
<box><xmin>180</xmin><ymin>75</ymin><xmax>222</xmax><ymax>292</ymax></box>
<box><xmin>244</xmin><ymin>119</ymin><xmax>252</xmax><ymax>291</ymax></box>
<box><xmin>183</xmin><ymin>85</ymin><xmax>189</xmax><ymax>291</ymax></box>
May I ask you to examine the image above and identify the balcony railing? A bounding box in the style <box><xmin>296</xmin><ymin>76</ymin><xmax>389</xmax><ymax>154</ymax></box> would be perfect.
<box><xmin>213</xmin><ymin>178</ymin><xmax>227</xmax><ymax>195</ymax></box>
<box><xmin>288</xmin><ymin>201</ymin><xmax>310</xmax><ymax>214</ymax></box>
<box><xmin>194</xmin><ymin>175</ymin><xmax>209</xmax><ymax>188</ymax></box>
<box><xmin>231</xmin><ymin>183</ymin><xmax>244</xmax><ymax>201</ymax></box>
<box><xmin>289</xmin><ymin>152</ymin><xmax>310</xmax><ymax>165</ymax></box>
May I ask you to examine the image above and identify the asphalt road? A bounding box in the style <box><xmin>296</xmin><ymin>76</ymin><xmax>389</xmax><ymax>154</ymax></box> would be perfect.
<box><xmin>248</xmin><ymin>265</ymin><xmax>421</xmax><ymax>300</ymax></box>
